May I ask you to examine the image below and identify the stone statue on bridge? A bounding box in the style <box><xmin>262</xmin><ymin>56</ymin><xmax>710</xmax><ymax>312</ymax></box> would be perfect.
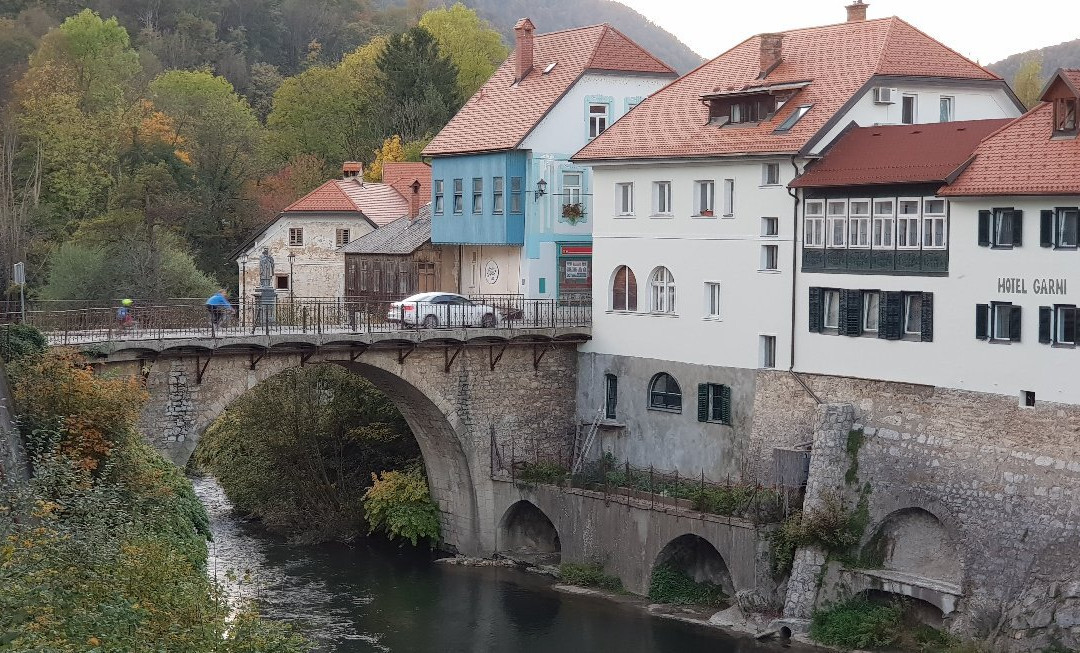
<box><xmin>258</xmin><ymin>247</ymin><xmax>274</xmax><ymax>289</ymax></box>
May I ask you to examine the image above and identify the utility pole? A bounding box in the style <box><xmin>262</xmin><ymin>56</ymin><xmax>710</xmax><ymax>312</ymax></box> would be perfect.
<box><xmin>12</xmin><ymin>262</ymin><xmax>24</xmax><ymax>323</ymax></box>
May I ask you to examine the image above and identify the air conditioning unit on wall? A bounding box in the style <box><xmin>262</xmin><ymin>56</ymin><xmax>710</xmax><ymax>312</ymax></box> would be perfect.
<box><xmin>873</xmin><ymin>87</ymin><xmax>897</xmax><ymax>104</ymax></box>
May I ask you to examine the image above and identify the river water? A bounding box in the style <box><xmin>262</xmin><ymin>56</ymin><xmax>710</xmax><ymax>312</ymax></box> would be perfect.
<box><xmin>193</xmin><ymin>475</ymin><xmax>796</xmax><ymax>653</ymax></box>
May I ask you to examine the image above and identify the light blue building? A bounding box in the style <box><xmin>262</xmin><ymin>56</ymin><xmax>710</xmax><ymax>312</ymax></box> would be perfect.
<box><xmin>423</xmin><ymin>18</ymin><xmax>676</xmax><ymax>300</ymax></box>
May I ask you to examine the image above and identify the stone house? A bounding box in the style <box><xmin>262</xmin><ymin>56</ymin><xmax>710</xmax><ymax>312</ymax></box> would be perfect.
<box><xmin>233</xmin><ymin>162</ymin><xmax>431</xmax><ymax>300</ymax></box>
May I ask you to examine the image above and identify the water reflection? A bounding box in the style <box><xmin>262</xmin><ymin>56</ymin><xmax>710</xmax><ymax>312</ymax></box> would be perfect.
<box><xmin>194</xmin><ymin>475</ymin><xmax>798</xmax><ymax>653</ymax></box>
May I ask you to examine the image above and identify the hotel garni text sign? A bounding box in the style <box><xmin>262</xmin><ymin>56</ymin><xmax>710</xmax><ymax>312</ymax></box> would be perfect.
<box><xmin>997</xmin><ymin>277</ymin><xmax>1068</xmax><ymax>295</ymax></box>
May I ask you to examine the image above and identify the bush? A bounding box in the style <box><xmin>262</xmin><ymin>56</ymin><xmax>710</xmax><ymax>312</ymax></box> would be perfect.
<box><xmin>768</xmin><ymin>489</ymin><xmax>869</xmax><ymax>577</ymax></box>
<box><xmin>810</xmin><ymin>597</ymin><xmax>903</xmax><ymax>649</ymax></box>
<box><xmin>363</xmin><ymin>466</ymin><xmax>441</xmax><ymax>546</ymax></box>
<box><xmin>516</xmin><ymin>460</ymin><xmax>568</xmax><ymax>484</ymax></box>
<box><xmin>558</xmin><ymin>562</ymin><xmax>623</xmax><ymax>592</ymax></box>
<box><xmin>0</xmin><ymin>324</ymin><xmax>46</xmax><ymax>363</ymax></box>
<box><xmin>647</xmin><ymin>563</ymin><xmax>727</xmax><ymax>607</ymax></box>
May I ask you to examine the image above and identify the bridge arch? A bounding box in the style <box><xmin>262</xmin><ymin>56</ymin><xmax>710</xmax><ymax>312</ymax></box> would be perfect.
<box><xmin>864</xmin><ymin>506</ymin><xmax>962</xmax><ymax>586</ymax></box>
<box><xmin>497</xmin><ymin>500</ymin><xmax>561</xmax><ymax>564</ymax></box>
<box><xmin>650</xmin><ymin>533</ymin><xmax>734</xmax><ymax>598</ymax></box>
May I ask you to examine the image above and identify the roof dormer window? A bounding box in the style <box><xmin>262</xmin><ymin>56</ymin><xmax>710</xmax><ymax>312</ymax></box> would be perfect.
<box><xmin>702</xmin><ymin>81</ymin><xmax>810</xmax><ymax>128</ymax></box>
<box><xmin>1054</xmin><ymin>98</ymin><xmax>1077</xmax><ymax>136</ymax></box>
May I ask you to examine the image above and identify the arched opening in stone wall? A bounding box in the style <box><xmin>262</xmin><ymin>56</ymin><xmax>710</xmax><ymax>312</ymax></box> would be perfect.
<box><xmin>497</xmin><ymin>500</ymin><xmax>561</xmax><ymax>565</ymax></box>
<box><xmin>862</xmin><ymin>589</ymin><xmax>945</xmax><ymax>628</ymax></box>
<box><xmin>186</xmin><ymin>358</ymin><xmax>479</xmax><ymax>553</ymax></box>
<box><xmin>863</xmin><ymin>507</ymin><xmax>961</xmax><ymax>585</ymax></box>
<box><xmin>649</xmin><ymin>534</ymin><xmax>734</xmax><ymax>603</ymax></box>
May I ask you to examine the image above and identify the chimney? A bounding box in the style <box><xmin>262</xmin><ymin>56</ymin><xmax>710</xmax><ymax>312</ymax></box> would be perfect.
<box><xmin>513</xmin><ymin>18</ymin><xmax>536</xmax><ymax>83</ymax></box>
<box><xmin>759</xmin><ymin>33</ymin><xmax>783</xmax><ymax>78</ymax></box>
<box><xmin>342</xmin><ymin>161</ymin><xmax>362</xmax><ymax>178</ymax></box>
<box><xmin>845</xmin><ymin>0</ymin><xmax>868</xmax><ymax>22</ymax></box>
<box><xmin>409</xmin><ymin>180</ymin><xmax>421</xmax><ymax>219</ymax></box>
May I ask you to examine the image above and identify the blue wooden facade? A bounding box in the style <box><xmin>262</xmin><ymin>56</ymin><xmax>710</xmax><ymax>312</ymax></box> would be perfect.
<box><xmin>430</xmin><ymin>151</ymin><xmax>528</xmax><ymax>246</ymax></box>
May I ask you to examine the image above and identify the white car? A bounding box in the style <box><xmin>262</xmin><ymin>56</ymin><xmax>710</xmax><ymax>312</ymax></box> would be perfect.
<box><xmin>387</xmin><ymin>292</ymin><xmax>503</xmax><ymax>328</ymax></box>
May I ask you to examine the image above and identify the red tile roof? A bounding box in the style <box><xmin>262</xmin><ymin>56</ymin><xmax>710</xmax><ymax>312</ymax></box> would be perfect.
<box><xmin>573</xmin><ymin>17</ymin><xmax>1003</xmax><ymax>162</ymax></box>
<box><xmin>383</xmin><ymin>162</ymin><xmax>432</xmax><ymax>208</ymax></box>
<box><xmin>940</xmin><ymin>103</ymin><xmax>1080</xmax><ymax>196</ymax></box>
<box><xmin>423</xmin><ymin>23</ymin><xmax>676</xmax><ymax>157</ymax></box>
<box><xmin>790</xmin><ymin>119</ymin><xmax>1012</xmax><ymax>188</ymax></box>
<box><xmin>282</xmin><ymin>178</ymin><xmax>409</xmax><ymax>226</ymax></box>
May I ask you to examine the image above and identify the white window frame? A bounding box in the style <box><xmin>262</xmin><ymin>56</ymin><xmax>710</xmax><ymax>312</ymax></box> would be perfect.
<box><xmin>903</xmin><ymin>293</ymin><xmax>922</xmax><ymax>336</ymax></box>
<box><xmin>823</xmin><ymin>289</ymin><xmax>840</xmax><ymax>330</ymax></box>
<box><xmin>704</xmin><ymin>282</ymin><xmax>721</xmax><ymax>319</ymax></box>
<box><xmin>863</xmin><ymin>291</ymin><xmax>880</xmax><ymax>333</ymax></box>
<box><xmin>650</xmin><ymin>266</ymin><xmax>676</xmax><ymax>314</ymax></box>
<box><xmin>652</xmin><ymin>181</ymin><xmax>672</xmax><ymax>216</ymax></box>
<box><xmin>804</xmin><ymin>200</ymin><xmax>825</xmax><ymax>247</ymax></box>
<box><xmin>288</xmin><ymin>227</ymin><xmax>303</xmax><ymax>246</ymax></box>
<box><xmin>759</xmin><ymin>335</ymin><xmax>776</xmax><ymax>369</ymax></box>
<box><xmin>472</xmin><ymin>177</ymin><xmax>483</xmax><ymax>214</ymax></box>
<box><xmin>760</xmin><ymin>244</ymin><xmax>779</xmax><ymax>271</ymax></box>
<box><xmin>848</xmin><ymin>198</ymin><xmax>871</xmax><ymax>248</ymax></box>
<box><xmin>761</xmin><ymin>216</ymin><xmax>779</xmax><ymax>237</ymax></box>
<box><xmin>922</xmin><ymin>198</ymin><xmax>947</xmax><ymax>249</ymax></box>
<box><xmin>939</xmin><ymin>95</ymin><xmax>954</xmax><ymax>122</ymax></box>
<box><xmin>1056</xmin><ymin>305</ymin><xmax>1077</xmax><ymax>344</ymax></box>
<box><xmin>872</xmin><ymin>199</ymin><xmax>895</xmax><ymax>249</ymax></box>
<box><xmin>1057</xmin><ymin>208</ymin><xmax>1079</xmax><ymax>249</ymax></box>
<box><xmin>722</xmin><ymin>179</ymin><xmax>735</xmax><ymax>216</ymax></box>
<box><xmin>589</xmin><ymin>103</ymin><xmax>609</xmax><ymax>139</ymax></box>
<box><xmin>896</xmin><ymin>198</ymin><xmax>921</xmax><ymax>250</ymax></box>
<box><xmin>761</xmin><ymin>162</ymin><xmax>780</xmax><ymax>186</ymax></box>
<box><xmin>693</xmin><ymin>180</ymin><xmax>715</xmax><ymax>216</ymax></box>
<box><xmin>826</xmin><ymin>199</ymin><xmax>847</xmax><ymax>248</ymax></box>
<box><xmin>901</xmin><ymin>94</ymin><xmax>917</xmax><ymax>124</ymax></box>
<box><xmin>992</xmin><ymin>303</ymin><xmax>1012</xmax><ymax>341</ymax></box>
<box><xmin>615</xmin><ymin>182</ymin><xmax>634</xmax><ymax>216</ymax></box>
<box><xmin>993</xmin><ymin>208</ymin><xmax>1014</xmax><ymax>248</ymax></box>
<box><xmin>562</xmin><ymin>172</ymin><xmax>582</xmax><ymax>213</ymax></box>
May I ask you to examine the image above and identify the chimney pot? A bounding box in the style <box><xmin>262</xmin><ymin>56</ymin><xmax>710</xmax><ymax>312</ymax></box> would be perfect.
<box><xmin>342</xmin><ymin>161</ymin><xmax>363</xmax><ymax>178</ymax></box>
<box><xmin>759</xmin><ymin>33</ymin><xmax>784</xmax><ymax>78</ymax></box>
<box><xmin>409</xmin><ymin>179</ymin><xmax>421</xmax><ymax>219</ymax></box>
<box><xmin>513</xmin><ymin>18</ymin><xmax>536</xmax><ymax>83</ymax></box>
<box><xmin>845</xmin><ymin>0</ymin><xmax>868</xmax><ymax>22</ymax></box>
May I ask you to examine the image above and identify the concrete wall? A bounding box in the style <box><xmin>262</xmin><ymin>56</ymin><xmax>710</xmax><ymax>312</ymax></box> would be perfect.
<box><xmin>577</xmin><ymin>352</ymin><xmax>756</xmax><ymax>481</ymax></box>
<box><xmin>457</xmin><ymin>245</ymin><xmax>522</xmax><ymax>296</ymax></box>
<box><xmin>752</xmin><ymin>371</ymin><xmax>1080</xmax><ymax>650</ymax></box>
<box><xmin>106</xmin><ymin>342</ymin><xmax>578</xmax><ymax>557</ymax></box>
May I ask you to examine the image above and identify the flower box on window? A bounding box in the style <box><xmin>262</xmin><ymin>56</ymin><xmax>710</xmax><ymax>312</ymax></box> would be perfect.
<box><xmin>699</xmin><ymin>209</ymin><xmax>714</xmax><ymax>217</ymax></box>
<box><xmin>562</xmin><ymin>202</ymin><xmax>584</xmax><ymax>222</ymax></box>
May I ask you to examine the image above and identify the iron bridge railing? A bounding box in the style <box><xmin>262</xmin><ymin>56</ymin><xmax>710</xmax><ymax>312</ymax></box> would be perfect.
<box><xmin>26</xmin><ymin>296</ymin><xmax>591</xmax><ymax>345</ymax></box>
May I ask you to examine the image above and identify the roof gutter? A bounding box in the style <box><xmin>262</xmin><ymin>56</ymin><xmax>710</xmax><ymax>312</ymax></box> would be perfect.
<box><xmin>787</xmin><ymin>154</ymin><xmax>802</xmax><ymax>375</ymax></box>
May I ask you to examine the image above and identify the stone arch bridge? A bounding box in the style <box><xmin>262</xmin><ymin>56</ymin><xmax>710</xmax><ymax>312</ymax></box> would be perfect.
<box><xmin>87</xmin><ymin>326</ymin><xmax>587</xmax><ymax>556</ymax></box>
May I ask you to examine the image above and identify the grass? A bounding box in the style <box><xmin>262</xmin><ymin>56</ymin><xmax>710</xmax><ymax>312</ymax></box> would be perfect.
<box><xmin>647</xmin><ymin>563</ymin><xmax>727</xmax><ymax>607</ymax></box>
<box><xmin>516</xmin><ymin>461</ymin><xmax>569</xmax><ymax>484</ymax></box>
<box><xmin>810</xmin><ymin>597</ymin><xmax>904</xmax><ymax>649</ymax></box>
<box><xmin>558</xmin><ymin>562</ymin><xmax>623</xmax><ymax>592</ymax></box>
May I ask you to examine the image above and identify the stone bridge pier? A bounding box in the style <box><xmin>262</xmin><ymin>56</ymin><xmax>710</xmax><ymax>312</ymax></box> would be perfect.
<box><xmin>96</xmin><ymin>333</ymin><xmax>583</xmax><ymax>556</ymax></box>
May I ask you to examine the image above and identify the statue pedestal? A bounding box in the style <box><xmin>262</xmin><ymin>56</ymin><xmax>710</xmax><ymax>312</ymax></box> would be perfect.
<box><xmin>253</xmin><ymin>287</ymin><xmax>277</xmax><ymax>328</ymax></box>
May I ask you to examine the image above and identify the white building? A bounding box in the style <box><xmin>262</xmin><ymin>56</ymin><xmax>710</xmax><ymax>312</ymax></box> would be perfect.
<box><xmin>569</xmin><ymin>5</ymin><xmax>1024</xmax><ymax>478</ymax></box>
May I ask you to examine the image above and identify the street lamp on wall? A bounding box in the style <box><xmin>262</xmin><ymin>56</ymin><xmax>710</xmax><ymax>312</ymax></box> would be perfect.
<box><xmin>239</xmin><ymin>253</ymin><xmax>248</xmax><ymax>325</ymax></box>
<box><xmin>287</xmin><ymin>251</ymin><xmax>295</xmax><ymax>300</ymax></box>
<box><xmin>534</xmin><ymin>178</ymin><xmax>547</xmax><ymax>200</ymax></box>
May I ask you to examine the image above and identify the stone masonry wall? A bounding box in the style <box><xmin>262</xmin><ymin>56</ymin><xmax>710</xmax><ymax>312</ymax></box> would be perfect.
<box><xmin>750</xmin><ymin>370</ymin><xmax>1080</xmax><ymax>650</ymax></box>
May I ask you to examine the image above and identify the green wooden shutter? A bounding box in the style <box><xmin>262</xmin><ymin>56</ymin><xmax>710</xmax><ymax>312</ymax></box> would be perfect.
<box><xmin>1039</xmin><ymin>306</ymin><xmax>1052</xmax><ymax>344</ymax></box>
<box><xmin>719</xmin><ymin>385</ymin><xmax>732</xmax><ymax>425</ymax></box>
<box><xmin>975</xmin><ymin>303</ymin><xmax>989</xmax><ymax>339</ymax></box>
<box><xmin>1041</xmin><ymin>210</ymin><xmax>1055</xmax><ymax>247</ymax></box>
<box><xmin>977</xmin><ymin>210</ymin><xmax>991</xmax><ymax>246</ymax></box>
<box><xmin>697</xmin><ymin>384</ymin><xmax>709</xmax><ymax>422</ymax></box>
<box><xmin>837</xmin><ymin>289</ymin><xmax>849</xmax><ymax>335</ymax></box>
<box><xmin>808</xmin><ymin>287</ymin><xmax>823</xmax><ymax>332</ymax></box>
<box><xmin>882</xmin><ymin>291</ymin><xmax>902</xmax><ymax>340</ymax></box>
<box><xmin>845</xmin><ymin>289</ymin><xmax>863</xmax><ymax>337</ymax></box>
<box><xmin>1011</xmin><ymin>210</ymin><xmax>1024</xmax><ymax>246</ymax></box>
<box><xmin>1009</xmin><ymin>305</ymin><xmax>1023</xmax><ymax>341</ymax></box>
<box><xmin>920</xmin><ymin>292</ymin><xmax>934</xmax><ymax>342</ymax></box>
<box><xmin>1073</xmin><ymin>307</ymin><xmax>1080</xmax><ymax>345</ymax></box>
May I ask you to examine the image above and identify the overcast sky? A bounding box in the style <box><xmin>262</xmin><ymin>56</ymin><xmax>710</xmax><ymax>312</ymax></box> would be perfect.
<box><xmin>617</xmin><ymin>0</ymin><xmax>1080</xmax><ymax>67</ymax></box>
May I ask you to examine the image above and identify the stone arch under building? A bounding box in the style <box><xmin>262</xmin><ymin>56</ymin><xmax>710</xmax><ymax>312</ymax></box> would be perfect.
<box><xmin>650</xmin><ymin>533</ymin><xmax>735</xmax><ymax>598</ymax></box>
<box><xmin>497</xmin><ymin>499</ymin><xmax>561</xmax><ymax>565</ymax></box>
<box><xmin>863</xmin><ymin>506</ymin><xmax>962</xmax><ymax>586</ymax></box>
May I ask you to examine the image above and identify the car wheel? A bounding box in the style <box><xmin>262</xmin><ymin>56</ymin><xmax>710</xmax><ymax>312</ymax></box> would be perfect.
<box><xmin>422</xmin><ymin>314</ymin><xmax>439</xmax><ymax>329</ymax></box>
<box><xmin>481</xmin><ymin>313</ymin><xmax>496</xmax><ymax>328</ymax></box>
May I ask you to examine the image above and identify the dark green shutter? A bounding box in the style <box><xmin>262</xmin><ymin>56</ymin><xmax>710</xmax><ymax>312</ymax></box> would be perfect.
<box><xmin>882</xmin><ymin>291</ymin><xmax>902</xmax><ymax>340</ymax></box>
<box><xmin>920</xmin><ymin>292</ymin><xmax>934</xmax><ymax>342</ymax></box>
<box><xmin>837</xmin><ymin>289</ymin><xmax>848</xmax><ymax>335</ymax></box>
<box><xmin>719</xmin><ymin>385</ymin><xmax>731</xmax><ymax>425</ymax></box>
<box><xmin>1011</xmin><ymin>210</ymin><xmax>1024</xmax><ymax>246</ymax></box>
<box><xmin>978</xmin><ymin>210</ymin><xmax>991</xmax><ymax>246</ymax></box>
<box><xmin>1039</xmin><ymin>306</ymin><xmax>1052</xmax><ymax>343</ymax></box>
<box><xmin>975</xmin><ymin>303</ymin><xmax>989</xmax><ymax>339</ymax></box>
<box><xmin>1041</xmin><ymin>210</ymin><xmax>1055</xmax><ymax>247</ymax></box>
<box><xmin>808</xmin><ymin>287</ymin><xmax>823</xmax><ymax>332</ymax></box>
<box><xmin>697</xmin><ymin>384</ymin><xmax>709</xmax><ymax>422</ymax></box>
<box><xmin>842</xmin><ymin>289</ymin><xmax>863</xmax><ymax>336</ymax></box>
<box><xmin>1009</xmin><ymin>305</ymin><xmax>1023</xmax><ymax>341</ymax></box>
<box><xmin>1073</xmin><ymin>307</ymin><xmax>1080</xmax><ymax>345</ymax></box>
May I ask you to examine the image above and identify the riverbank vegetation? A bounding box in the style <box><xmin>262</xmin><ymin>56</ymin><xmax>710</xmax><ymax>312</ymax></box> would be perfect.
<box><xmin>647</xmin><ymin>564</ymin><xmax>727</xmax><ymax>607</ymax></box>
<box><xmin>0</xmin><ymin>335</ymin><xmax>309</xmax><ymax>651</ymax></box>
<box><xmin>558</xmin><ymin>562</ymin><xmax>624</xmax><ymax>592</ymax></box>
<box><xmin>195</xmin><ymin>365</ymin><xmax>431</xmax><ymax>544</ymax></box>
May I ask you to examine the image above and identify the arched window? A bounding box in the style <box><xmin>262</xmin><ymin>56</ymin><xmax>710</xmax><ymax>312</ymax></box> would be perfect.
<box><xmin>650</xmin><ymin>266</ymin><xmax>676</xmax><ymax>313</ymax></box>
<box><xmin>611</xmin><ymin>265</ymin><xmax>637</xmax><ymax>311</ymax></box>
<box><xmin>648</xmin><ymin>372</ymin><xmax>682</xmax><ymax>411</ymax></box>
